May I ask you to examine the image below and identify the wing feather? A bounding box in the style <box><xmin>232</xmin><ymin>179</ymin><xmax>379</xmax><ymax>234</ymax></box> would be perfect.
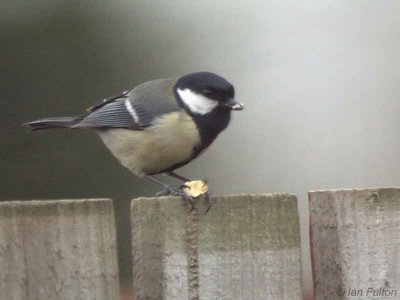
<box><xmin>74</xmin><ymin>78</ymin><xmax>179</xmax><ymax>130</ymax></box>
<box><xmin>76</xmin><ymin>99</ymin><xmax>148</xmax><ymax>129</ymax></box>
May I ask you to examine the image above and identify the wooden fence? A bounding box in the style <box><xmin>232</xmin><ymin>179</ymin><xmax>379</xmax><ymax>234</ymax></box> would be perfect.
<box><xmin>0</xmin><ymin>188</ymin><xmax>399</xmax><ymax>300</ymax></box>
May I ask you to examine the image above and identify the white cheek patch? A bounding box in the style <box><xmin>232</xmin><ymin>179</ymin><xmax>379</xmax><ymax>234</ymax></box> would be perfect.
<box><xmin>177</xmin><ymin>88</ymin><xmax>218</xmax><ymax>115</ymax></box>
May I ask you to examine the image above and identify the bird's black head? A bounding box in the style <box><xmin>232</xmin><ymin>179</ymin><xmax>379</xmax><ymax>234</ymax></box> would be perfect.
<box><xmin>173</xmin><ymin>72</ymin><xmax>243</xmax><ymax>154</ymax></box>
<box><xmin>174</xmin><ymin>72</ymin><xmax>243</xmax><ymax>115</ymax></box>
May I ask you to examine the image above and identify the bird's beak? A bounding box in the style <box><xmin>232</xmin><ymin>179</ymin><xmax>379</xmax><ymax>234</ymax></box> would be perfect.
<box><xmin>223</xmin><ymin>98</ymin><xmax>244</xmax><ymax>110</ymax></box>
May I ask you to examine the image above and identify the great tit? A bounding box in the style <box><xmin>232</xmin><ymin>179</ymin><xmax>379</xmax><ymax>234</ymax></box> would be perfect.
<box><xmin>23</xmin><ymin>72</ymin><xmax>243</xmax><ymax>209</ymax></box>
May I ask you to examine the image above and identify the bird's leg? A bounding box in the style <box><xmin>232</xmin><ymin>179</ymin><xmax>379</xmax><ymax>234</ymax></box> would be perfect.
<box><xmin>144</xmin><ymin>175</ymin><xmax>195</xmax><ymax>210</ymax></box>
<box><xmin>167</xmin><ymin>171</ymin><xmax>190</xmax><ymax>183</ymax></box>
<box><xmin>167</xmin><ymin>172</ymin><xmax>213</xmax><ymax>213</ymax></box>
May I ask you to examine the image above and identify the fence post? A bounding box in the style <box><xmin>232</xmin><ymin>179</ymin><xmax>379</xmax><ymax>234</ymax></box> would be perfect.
<box><xmin>0</xmin><ymin>199</ymin><xmax>119</xmax><ymax>300</ymax></box>
<box><xmin>309</xmin><ymin>188</ymin><xmax>400</xmax><ymax>300</ymax></box>
<box><xmin>131</xmin><ymin>194</ymin><xmax>302</xmax><ymax>300</ymax></box>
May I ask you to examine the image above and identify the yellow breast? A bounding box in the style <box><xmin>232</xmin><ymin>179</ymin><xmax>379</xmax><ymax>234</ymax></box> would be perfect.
<box><xmin>97</xmin><ymin>112</ymin><xmax>201</xmax><ymax>176</ymax></box>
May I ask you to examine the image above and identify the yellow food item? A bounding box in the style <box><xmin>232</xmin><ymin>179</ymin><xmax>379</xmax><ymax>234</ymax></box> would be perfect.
<box><xmin>182</xmin><ymin>180</ymin><xmax>208</xmax><ymax>197</ymax></box>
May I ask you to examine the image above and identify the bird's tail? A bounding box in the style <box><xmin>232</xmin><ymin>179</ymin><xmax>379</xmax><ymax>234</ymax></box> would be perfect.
<box><xmin>22</xmin><ymin>117</ymin><xmax>80</xmax><ymax>131</ymax></box>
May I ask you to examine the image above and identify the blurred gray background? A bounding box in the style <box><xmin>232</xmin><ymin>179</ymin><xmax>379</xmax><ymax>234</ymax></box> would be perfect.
<box><xmin>2</xmin><ymin>1</ymin><xmax>400</xmax><ymax>298</ymax></box>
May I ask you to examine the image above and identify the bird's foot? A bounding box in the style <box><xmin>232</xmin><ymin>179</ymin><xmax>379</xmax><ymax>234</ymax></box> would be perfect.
<box><xmin>181</xmin><ymin>179</ymin><xmax>213</xmax><ymax>213</ymax></box>
<box><xmin>182</xmin><ymin>179</ymin><xmax>213</xmax><ymax>214</ymax></box>
<box><xmin>155</xmin><ymin>179</ymin><xmax>213</xmax><ymax>213</ymax></box>
<box><xmin>156</xmin><ymin>185</ymin><xmax>196</xmax><ymax>211</ymax></box>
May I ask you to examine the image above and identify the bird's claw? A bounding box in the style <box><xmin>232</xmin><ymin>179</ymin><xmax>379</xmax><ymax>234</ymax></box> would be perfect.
<box><xmin>198</xmin><ymin>178</ymin><xmax>213</xmax><ymax>214</ymax></box>
<box><xmin>204</xmin><ymin>191</ymin><xmax>213</xmax><ymax>214</ymax></box>
<box><xmin>156</xmin><ymin>185</ymin><xmax>196</xmax><ymax>211</ymax></box>
<box><xmin>155</xmin><ymin>183</ymin><xmax>213</xmax><ymax>214</ymax></box>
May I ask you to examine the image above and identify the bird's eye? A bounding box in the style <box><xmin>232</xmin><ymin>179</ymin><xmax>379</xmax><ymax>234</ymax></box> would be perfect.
<box><xmin>203</xmin><ymin>90</ymin><xmax>212</xmax><ymax>97</ymax></box>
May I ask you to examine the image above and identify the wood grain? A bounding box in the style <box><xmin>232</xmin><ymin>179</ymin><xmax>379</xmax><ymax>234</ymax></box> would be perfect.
<box><xmin>131</xmin><ymin>194</ymin><xmax>302</xmax><ymax>300</ymax></box>
<box><xmin>0</xmin><ymin>199</ymin><xmax>119</xmax><ymax>300</ymax></box>
<box><xmin>310</xmin><ymin>188</ymin><xmax>400</xmax><ymax>300</ymax></box>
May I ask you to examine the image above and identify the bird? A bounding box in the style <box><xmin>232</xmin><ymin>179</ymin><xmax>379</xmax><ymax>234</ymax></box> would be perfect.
<box><xmin>23</xmin><ymin>71</ymin><xmax>243</xmax><ymax>210</ymax></box>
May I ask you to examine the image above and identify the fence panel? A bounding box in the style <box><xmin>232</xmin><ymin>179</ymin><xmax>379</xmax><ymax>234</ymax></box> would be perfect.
<box><xmin>131</xmin><ymin>194</ymin><xmax>302</xmax><ymax>300</ymax></box>
<box><xmin>310</xmin><ymin>188</ymin><xmax>400</xmax><ymax>300</ymax></box>
<box><xmin>0</xmin><ymin>199</ymin><xmax>119</xmax><ymax>300</ymax></box>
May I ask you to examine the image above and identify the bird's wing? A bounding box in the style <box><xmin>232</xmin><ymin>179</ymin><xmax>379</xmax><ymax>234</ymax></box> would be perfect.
<box><xmin>75</xmin><ymin>78</ymin><xmax>179</xmax><ymax>130</ymax></box>
<box><xmin>86</xmin><ymin>90</ymin><xmax>131</xmax><ymax>113</ymax></box>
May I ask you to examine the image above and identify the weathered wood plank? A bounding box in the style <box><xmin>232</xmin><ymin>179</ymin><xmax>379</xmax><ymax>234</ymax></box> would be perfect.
<box><xmin>0</xmin><ymin>199</ymin><xmax>119</xmax><ymax>300</ymax></box>
<box><xmin>309</xmin><ymin>188</ymin><xmax>400</xmax><ymax>300</ymax></box>
<box><xmin>131</xmin><ymin>194</ymin><xmax>302</xmax><ymax>300</ymax></box>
